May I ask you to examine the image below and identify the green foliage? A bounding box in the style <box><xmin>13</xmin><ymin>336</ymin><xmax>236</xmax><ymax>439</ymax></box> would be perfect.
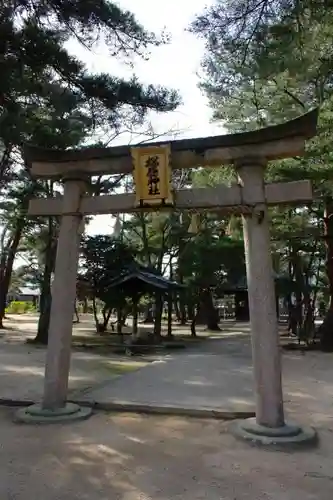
<box><xmin>190</xmin><ymin>0</ymin><xmax>333</xmax><ymax>337</ymax></box>
<box><xmin>80</xmin><ymin>235</ymin><xmax>136</xmax><ymax>306</ymax></box>
<box><xmin>190</xmin><ymin>0</ymin><xmax>333</xmax><ymax>215</ymax></box>
<box><xmin>179</xmin><ymin>231</ymin><xmax>245</xmax><ymax>288</ymax></box>
<box><xmin>0</xmin><ymin>0</ymin><xmax>183</xmax><ymax>335</ymax></box>
<box><xmin>5</xmin><ymin>300</ymin><xmax>36</xmax><ymax>314</ymax></box>
<box><xmin>1</xmin><ymin>0</ymin><xmax>180</xmax><ymax>151</ymax></box>
<box><xmin>191</xmin><ymin>1</ymin><xmax>333</xmax><ymax>125</ymax></box>
<box><xmin>191</xmin><ymin>0</ymin><xmax>333</xmax><ymax>171</ymax></box>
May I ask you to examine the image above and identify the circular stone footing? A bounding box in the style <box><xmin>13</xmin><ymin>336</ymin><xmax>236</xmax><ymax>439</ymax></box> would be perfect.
<box><xmin>15</xmin><ymin>403</ymin><xmax>92</xmax><ymax>424</ymax></box>
<box><xmin>230</xmin><ymin>418</ymin><xmax>317</xmax><ymax>449</ymax></box>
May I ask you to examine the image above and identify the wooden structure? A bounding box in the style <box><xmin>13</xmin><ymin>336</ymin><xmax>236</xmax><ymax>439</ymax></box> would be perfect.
<box><xmin>219</xmin><ymin>273</ymin><xmax>292</xmax><ymax>321</ymax></box>
<box><xmin>106</xmin><ymin>263</ymin><xmax>183</xmax><ymax>337</ymax></box>
<box><xmin>18</xmin><ymin>110</ymin><xmax>319</xmax><ymax>444</ymax></box>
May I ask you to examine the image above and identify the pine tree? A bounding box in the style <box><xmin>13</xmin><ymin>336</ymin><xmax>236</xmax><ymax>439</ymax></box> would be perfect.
<box><xmin>0</xmin><ymin>0</ymin><xmax>181</xmax><ymax>341</ymax></box>
<box><xmin>191</xmin><ymin>0</ymin><xmax>333</xmax><ymax>348</ymax></box>
<box><xmin>1</xmin><ymin>1</ymin><xmax>179</xmax><ymax>151</ymax></box>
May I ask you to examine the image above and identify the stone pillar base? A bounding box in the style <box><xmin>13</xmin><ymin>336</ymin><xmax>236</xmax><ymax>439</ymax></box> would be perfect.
<box><xmin>230</xmin><ymin>417</ymin><xmax>317</xmax><ymax>449</ymax></box>
<box><xmin>15</xmin><ymin>403</ymin><xmax>92</xmax><ymax>424</ymax></box>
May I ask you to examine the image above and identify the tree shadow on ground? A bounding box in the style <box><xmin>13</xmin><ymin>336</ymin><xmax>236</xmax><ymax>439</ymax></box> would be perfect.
<box><xmin>0</xmin><ymin>342</ymin><xmax>147</xmax><ymax>402</ymax></box>
<box><xmin>1</xmin><ymin>410</ymin><xmax>333</xmax><ymax>499</ymax></box>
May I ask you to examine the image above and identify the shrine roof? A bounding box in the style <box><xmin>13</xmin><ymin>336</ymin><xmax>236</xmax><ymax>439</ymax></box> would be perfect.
<box><xmin>106</xmin><ymin>264</ymin><xmax>184</xmax><ymax>295</ymax></box>
<box><xmin>24</xmin><ymin>109</ymin><xmax>318</xmax><ymax>164</ymax></box>
<box><xmin>218</xmin><ymin>273</ymin><xmax>296</xmax><ymax>294</ymax></box>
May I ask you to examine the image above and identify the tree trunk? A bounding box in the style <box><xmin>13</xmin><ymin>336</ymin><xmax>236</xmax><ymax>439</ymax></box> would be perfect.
<box><xmin>190</xmin><ymin>298</ymin><xmax>198</xmax><ymax>337</ymax></box>
<box><xmin>0</xmin><ymin>219</ymin><xmax>25</xmax><ymax>327</ymax></box>
<box><xmin>154</xmin><ymin>294</ymin><xmax>163</xmax><ymax>338</ymax></box>
<box><xmin>105</xmin><ymin>308</ymin><xmax>112</xmax><ymax>329</ymax></box>
<box><xmin>167</xmin><ymin>261</ymin><xmax>174</xmax><ymax>337</ymax></box>
<box><xmin>116</xmin><ymin>307</ymin><xmax>123</xmax><ymax>336</ymax></box>
<box><xmin>174</xmin><ymin>299</ymin><xmax>181</xmax><ymax>321</ymax></box>
<box><xmin>92</xmin><ymin>296</ymin><xmax>99</xmax><ymax>332</ymax></box>
<box><xmin>195</xmin><ymin>288</ymin><xmax>220</xmax><ymax>330</ymax></box>
<box><xmin>177</xmin><ymin>239</ymin><xmax>187</xmax><ymax>325</ymax></box>
<box><xmin>35</xmin><ymin>218</ymin><xmax>56</xmax><ymax>344</ymax></box>
<box><xmin>142</xmin><ymin>302</ymin><xmax>154</xmax><ymax>323</ymax></box>
<box><xmin>132</xmin><ymin>299</ymin><xmax>138</xmax><ymax>338</ymax></box>
<box><xmin>101</xmin><ymin>306</ymin><xmax>112</xmax><ymax>331</ymax></box>
<box><xmin>73</xmin><ymin>301</ymin><xmax>80</xmax><ymax>323</ymax></box>
<box><xmin>35</xmin><ymin>269</ymin><xmax>53</xmax><ymax>344</ymax></box>
<box><xmin>35</xmin><ymin>294</ymin><xmax>52</xmax><ymax>344</ymax></box>
<box><xmin>190</xmin><ymin>317</ymin><xmax>197</xmax><ymax>337</ymax></box>
<box><xmin>178</xmin><ymin>274</ymin><xmax>187</xmax><ymax>325</ymax></box>
<box><xmin>167</xmin><ymin>294</ymin><xmax>173</xmax><ymax>338</ymax></box>
<box><xmin>179</xmin><ymin>294</ymin><xmax>187</xmax><ymax>325</ymax></box>
<box><xmin>82</xmin><ymin>297</ymin><xmax>88</xmax><ymax>313</ymax></box>
<box><xmin>291</xmin><ymin>247</ymin><xmax>304</xmax><ymax>333</ymax></box>
<box><xmin>0</xmin><ymin>144</ymin><xmax>12</xmax><ymax>190</ymax></box>
<box><xmin>319</xmin><ymin>198</ymin><xmax>333</xmax><ymax>351</ymax></box>
<box><xmin>187</xmin><ymin>300</ymin><xmax>195</xmax><ymax>321</ymax></box>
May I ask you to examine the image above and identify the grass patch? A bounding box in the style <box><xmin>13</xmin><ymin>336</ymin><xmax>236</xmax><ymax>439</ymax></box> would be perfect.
<box><xmin>72</xmin><ymin>333</ymin><xmax>207</xmax><ymax>345</ymax></box>
<box><xmin>72</xmin><ymin>334</ymin><xmax>129</xmax><ymax>347</ymax></box>
<box><xmin>99</xmin><ymin>360</ymin><xmax>148</xmax><ymax>376</ymax></box>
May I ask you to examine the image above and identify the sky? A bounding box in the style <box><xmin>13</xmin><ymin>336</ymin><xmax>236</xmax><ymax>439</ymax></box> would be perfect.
<box><xmin>66</xmin><ymin>0</ymin><xmax>223</xmax><ymax>235</ymax></box>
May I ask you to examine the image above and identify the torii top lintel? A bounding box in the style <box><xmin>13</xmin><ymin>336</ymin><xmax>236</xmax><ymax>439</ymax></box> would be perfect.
<box><xmin>24</xmin><ymin>109</ymin><xmax>318</xmax><ymax>179</ymax></box>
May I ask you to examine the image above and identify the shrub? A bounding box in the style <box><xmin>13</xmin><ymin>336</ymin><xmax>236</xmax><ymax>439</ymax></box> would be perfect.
<box><xmin>5</xmin><ymin>301</ymin><xmax>36</xmax><ymax>314</ymax></box>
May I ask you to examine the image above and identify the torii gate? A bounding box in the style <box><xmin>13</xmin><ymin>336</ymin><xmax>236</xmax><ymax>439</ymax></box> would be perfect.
<box><xmin>18</xmin><ymin>110</ymin><xmax>318</xmax><ymax>446</ymax></box>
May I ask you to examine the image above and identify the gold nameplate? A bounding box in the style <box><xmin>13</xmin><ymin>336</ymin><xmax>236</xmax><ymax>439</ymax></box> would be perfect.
<box><xmin>131</xmin><ymin>145</ymin><xmax>173</xmax><ymax>207</ymax></box>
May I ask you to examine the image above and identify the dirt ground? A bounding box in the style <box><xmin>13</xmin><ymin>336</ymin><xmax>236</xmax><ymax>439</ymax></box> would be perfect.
<box><xmin>2</xmin><ymin>312</ymin><xmax>198</xmax><ymax>339</ymax></box>
<box><xmin>1</xmin><ymin>313</ymin><xmax>251</xmax><ymax>342</ymax></box>
<box><xmin>1</xmin><ymin>314</ymin><xmax>333</xmax><ymax>499</ymax></box>
<box><xmin>1</xmin><ymin>408</ymin><xmax>332</xmax><ymax>500</ymax></box>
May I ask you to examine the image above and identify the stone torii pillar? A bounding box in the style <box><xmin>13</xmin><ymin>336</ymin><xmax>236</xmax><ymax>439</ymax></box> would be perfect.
<box><xmin>17</xmin><ymin>174</ymin><xmax>92</xmax><ymax>423</ymax></box>
<box><xmin>237</xmin><ymin>158</ymin><xmax>284</xmax><ymax>428</ymax></box>
<box><xmin>230</xmin><ymin>158</ymin><xmax>316</xmax><ymax>446</ymax></box>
